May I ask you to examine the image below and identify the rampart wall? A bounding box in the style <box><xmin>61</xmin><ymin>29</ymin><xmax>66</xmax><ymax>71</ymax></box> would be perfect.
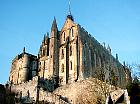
<box><xmin>10</xmin><ymin>76</ymin><xmax>38</xmax><ymax>101</ymax></box>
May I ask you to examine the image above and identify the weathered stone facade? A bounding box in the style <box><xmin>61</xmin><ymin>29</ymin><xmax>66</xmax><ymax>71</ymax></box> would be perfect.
<box><xmin>8</xmin><ymin>15</ymin><xmax>131</xmax><ymax>103</ymax></box>
<box><xmin>9</xmin><ymin>48</ymin><xmax>38</xmax><ymax>84</ymax></box>
<box><xmin>10</xmin><ymin>76</ymin><xmax>39</xmax><ymax>102</ymax></box>
<box><xmin>37</xmin><ymin>15</ymin><xmax>131</xmax><ymax>88</ymax></box>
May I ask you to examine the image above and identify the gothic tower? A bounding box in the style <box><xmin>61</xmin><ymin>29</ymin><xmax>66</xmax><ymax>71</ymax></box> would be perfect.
<box><xmin>49</xmin><ymin>17</ymin><xmax>59</xmax><ymax>78</ymax></box>
<box><xmin>58</xmin><ymin>14</ymin><xmax>79</xmax><ymax>85</ymax></box>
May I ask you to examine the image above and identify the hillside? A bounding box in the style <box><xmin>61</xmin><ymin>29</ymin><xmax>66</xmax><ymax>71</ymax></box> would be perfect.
<box><xmin>52</xmin><ymin>78</ymin><xmax>118</xmax><ymax>104</ymax></box>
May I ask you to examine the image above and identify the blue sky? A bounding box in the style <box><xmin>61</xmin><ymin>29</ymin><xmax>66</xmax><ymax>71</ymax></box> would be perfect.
<box><xmin>0</xmin><ymin>0</ymin><xmax>140</xmax><ymax>84</ymax></box>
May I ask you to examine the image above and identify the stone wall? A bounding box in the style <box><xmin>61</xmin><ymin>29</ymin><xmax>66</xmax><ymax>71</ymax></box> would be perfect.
<box><xmin>9</xmin><ymin>75</ymin><xmax>126</xmax><ymax>104</ymax></box>
<box><xmin>53</xmin><ymin>78</ymin><xmax>120</xmax><ymax>104</ymax></box>
<box><xmin>77</xmin><ymin>24</ymin><xmax>131</xmax><ymax>88</ymax></box>
<box><xmin>10</xmin><ymin>76</ymin><xmax>38</xmax><ymax>102</ymax></box>
<box><xmin>9</xmin><ymin>52</ymin><xmax>38</xmax><ymax>85</ymax></box>
<box><xmin>35</xmin><ymin>77</ymin><xmax>121</xmax><ymax>104</ymax></box>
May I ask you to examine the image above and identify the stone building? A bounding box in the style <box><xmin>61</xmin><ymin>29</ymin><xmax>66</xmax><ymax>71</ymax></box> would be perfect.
<box><xmin>9</xmin><ymin>47</ymin><xmax>38</xmax><ymax>84</ymax></box>
<box><xmin>9</xmin><ymin>14</ymin><xmax>131</xmax><ymax>88</ymax></box>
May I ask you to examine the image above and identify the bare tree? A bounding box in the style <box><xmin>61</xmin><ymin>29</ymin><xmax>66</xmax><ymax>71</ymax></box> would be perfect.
<box><xmin>128</xmin><ymin>63</ymin><xmax>140</xmax><ymax>81</ymax></box>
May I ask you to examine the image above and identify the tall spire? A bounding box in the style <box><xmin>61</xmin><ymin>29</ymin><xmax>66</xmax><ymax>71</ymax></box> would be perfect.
<box><xmin>45</xmin><ymin>32</ymin><xmax>49</xmax><ymax>44</ymax></box>
<box><xmin>51</xmin><ymin>17</ymin><xmax>58</xmax><ymax>31</ymax></box>
<box><xmin>23</xmin><ymin>47</ymin><xmax>25</xmax><ymax>54</ymax></box>
<box><xmin>43</xmin><ymin>34</ymin><xmax>46</xmax><ymax>43</ymax></box>
<box><xmin>69</xmin><ymin>0</ymin><xmax>71</xmax><ymax>15</ymax></box>
<box><xmin>67</xmin><ymin>0</ymin><xmax>74</xmax><ymax>21</ymax></box>
<box><xmin>51</xmin><ymin>17</ymin><xmax>58</xmax><ymax>39</ymax></box>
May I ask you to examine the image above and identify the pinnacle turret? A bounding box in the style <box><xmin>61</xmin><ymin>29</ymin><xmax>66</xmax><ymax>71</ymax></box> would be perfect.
<box><xmin>46</xmin><ymin>32</ymin><xmax>49</xmax><ymax>39</ymax></box>
<box><xmin>42</xmin><ymin>32</ymin><xmax>50</xmax><ymax>45</ymax></box>
<box><xmin>43</xmin><ymin>34</ymin><xmax>46</xmax><ymax>43</ymax></box>
<box><xmin>51</xmin><ymin>17</ymin><xmax>58</xmax><ymax>39</ymax></box>
<box><xmin>45</xmin><ymin>32</ymin><xmax>49</xmax><ymax>44</ymax></box>
<box><xmin>51</xmin><ymin>17</ymin><xmax>58</xmax><ymax>31</ymax></box>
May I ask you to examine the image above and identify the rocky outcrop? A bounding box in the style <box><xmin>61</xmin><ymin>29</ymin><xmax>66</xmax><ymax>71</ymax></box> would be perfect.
<box><xmin>34</xmin><ymin>78</ymin><xmax>120</xmax><ymax>104</ymax></box>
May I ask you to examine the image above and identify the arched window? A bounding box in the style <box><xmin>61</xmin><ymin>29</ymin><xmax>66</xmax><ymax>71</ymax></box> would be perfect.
<box><xmin>61</xmin><ymin>49</ymin><xmax>64</xmax><ymax>59</ymax></box>
<box><xmin>18</xmin><ymin>73</ymin><xmax>19</xmax><ymax>78</ymax></box>
<box><xmin>70</xmin><ymin>46</ymin><xmax>72</xmax><ymax>56</ymax></box>
<box><xmin>43</xmin><ymin>49</ymin><xmax>45</xmax><ymax>56</ymax></box>
<box><xmin>70</xmin><ymin>61</ymin><xmax>72</xmax><ymax>70</ymax></box>
<box><xmin>11</xmin><ymin>76</ymin><xmax>13</xmax><ymax>82</ymax></box>
<box><xmin>63</xmin><ymin>32</ymin><xmax>65</xmax><ymax>41</ymax></box>
<box><xmin>61</xmin><ymin>64</ymin><xmax>64</xmax><ymax>73</ymax></box>
<box><xmin>70</xmin><ymin>28</ymin><xmax>74</xmax><ymax>37</ymax></box>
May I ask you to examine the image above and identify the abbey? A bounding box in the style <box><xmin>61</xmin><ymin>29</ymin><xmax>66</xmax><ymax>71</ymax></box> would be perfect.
<box><xmin>9</xmin><ymin>15</ymin><xmax>131</xmax><ymax>89</ymax></box>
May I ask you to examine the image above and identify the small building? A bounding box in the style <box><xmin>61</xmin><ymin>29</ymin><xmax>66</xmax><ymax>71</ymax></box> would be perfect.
<box><xmin>9</xmin><ymin>48</ymin><xmax>38</xmax><ymax>84</ymax></box>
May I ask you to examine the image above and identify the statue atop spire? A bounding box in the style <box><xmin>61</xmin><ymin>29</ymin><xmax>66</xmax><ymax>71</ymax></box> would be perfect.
<box><xmin>67</xmin><ymin>0</ymin><xmax>74</xmax><ymax>21</ymax></box>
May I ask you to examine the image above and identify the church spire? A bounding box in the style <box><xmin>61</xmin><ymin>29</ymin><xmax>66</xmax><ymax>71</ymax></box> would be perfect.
<box><xmin>67</xmin><ymin>0</ymin><xmax>74</xmax><ymax>21</ymax></box>
<box><xmin>51</xmin><ymin>17</ymin><xmax>58</xmax><ymax>39</ymax></box>
<box><xmin>51</xmin><ymin>17</ymin><xmax>58</xmax><ymax>31</ymax></box>
<box><xmin>23</xmin><ymin>47</ymin><xmax>25</xmax><ymax>54</ymax></box>
<box><xmin>68</xmin><ymin>0</ymin><xmax>71</xmax><ymax>15</ymax></box>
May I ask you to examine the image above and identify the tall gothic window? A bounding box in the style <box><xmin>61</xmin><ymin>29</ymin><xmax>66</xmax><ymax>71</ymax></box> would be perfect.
<box><xmin>70</xmin><ymin>28</ymin><xmax>74</xmax><ymax>37</ymax></box>
<box><xmin>63</xmin><ymin>32</ymin><xmax>65</xmax><ymax>41</ymax></box>
<box><xmin>61</xmin><ymin>64</ymin><xmax>64</xmax><ymax>73</ymax></box>
<box><xmin>61</xmin><ymin>49</ymin><xmax>64</xmax><ymax>59</ymax></box>
<box><xmin>70</xmin><ymin>61</ymin><xmax>72</xmax><ymax>70</ymax></box>
<box><xmin>43</xmin><ymin>49</ymin><xmax>45</xmax><ymax>56</ymax></box>
<box><xmin>70</xmin><ymin>46</ymin><xmax>72</xmax><ymax>56</ymax></box>
<box><xmin>11</xmin><ymin>76</ymin><xmax>13</xmax><ymax>83</ymax></box>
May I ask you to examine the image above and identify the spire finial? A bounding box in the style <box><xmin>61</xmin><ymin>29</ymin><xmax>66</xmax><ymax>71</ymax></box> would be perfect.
<box><xmin>67</xmin><ymin>0</ymin><xmax>74</xmax><ymax>21</ymax></box>
<box><xmin>47</xmin><ymin>32</ymin><xmax>49</xmax><ymax>37</ymax></box>
<box><xmin>51</xmin><ymin>17</ymin><xmax>57</xmax><ymax>31</ymax></box>
<box><xmin>69</xmin><ymin>0</ymin><xmax>71</xmax><ymax>15</ymax></box>
<box><xmin>43</xmin><ymin>34</ymin><xmax>46</xmax><ymax>43</ymax></box>
<box><xmin>23</xmin><ymin>47</ymin><xmax>25</xmax><ymax>53</ymax></box>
